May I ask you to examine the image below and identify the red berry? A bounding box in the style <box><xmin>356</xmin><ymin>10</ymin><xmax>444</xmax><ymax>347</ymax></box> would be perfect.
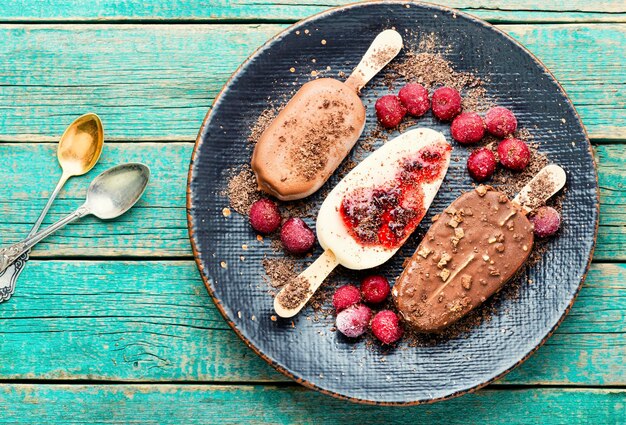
<box><xmin>467</xmin><ymin>148</ymin><xmax>497</xmax><ymax>182</ymax></box>
<box><xmin>280</xmin><ymin>218</ymin><xmax>315</xmax><ymax>254</ymax></box>
<box><xmin>333</xmin><ymin>285</ymin><xmax>361</xmax><ymax>312</ymax></box>
<box><xmin>360</xmin><ymin>275</ymin><xmax>390</xmax><ymax>304</ymax></box>
<box><xmin>431</xmin><ymin>87</ymin><xmax>462</xmax><ymax>121</ymax></box>
<box><xmin>451</xmin><ymin>112</ymin><xmax>485</xmax><ymax>144</ymax></box>
<box><xmin>336</xmin><ymin>304</ymin><xmax>372</xmax><ymax>338</ymax></box>
<box><xmin>530</xmin><ymin>206</ymin><xmax>561</xmax><ymax>238</ymax></box>
<box><xmin>485</xmin><ymin>106</ymin><xmax>517</xmax><ymax>137</ymax></box>
<box><xmin>249</xmin><ymin>198</ymin><xmax>281</xmax><ymax>234</ymax></box>
<box><xmin>497</xmin><ymin>138</ymin><xmax>531</xmax><ymax>171</ymax></box>
<box><xmin>371</xmin><ymin>310</ymin><xmax>403</xmax><ymax>344</ymax></box>
<box><xmin>398</xmin><ymin>83</ymin><xmax>430</xmax><ymax>117</ymax></box>
<box><xmin>375</xmin><ymin>95</ymin><xmax>407</xmax><ymax>128</ymax></box>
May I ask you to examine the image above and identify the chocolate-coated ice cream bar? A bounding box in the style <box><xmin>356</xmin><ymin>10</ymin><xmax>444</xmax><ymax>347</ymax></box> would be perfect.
<box><xmin>252</xmin><ymin>30</ymin><xmax>403</xmax><ymax>201</ymax></box>
<box><xmin>393</xmin><ymin>165</ymin><xmax>566</xmax><ymax>332</ymax></box>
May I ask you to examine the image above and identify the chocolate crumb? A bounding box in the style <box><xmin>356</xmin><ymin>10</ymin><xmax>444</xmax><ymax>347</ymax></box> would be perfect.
<box><xmin>226</xmin><ymin>165</ymin><xmax>262</xmax><ymax>215</ymax></box>
<box><xmin>276</xmin><ymin>276</ymin><xmax>311</xmax><ymax>309</ymax></box>
<box><xmin>262</xmin><ymin>258</ymin><xmax>300</xmax><ymax>288</ymax></box>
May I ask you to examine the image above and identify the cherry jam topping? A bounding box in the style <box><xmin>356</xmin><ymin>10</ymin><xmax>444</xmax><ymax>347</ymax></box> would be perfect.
<box><xmin>340</xmin><ymin>144</ymin><xmax>449</xmax><ymax>249</ymax></box>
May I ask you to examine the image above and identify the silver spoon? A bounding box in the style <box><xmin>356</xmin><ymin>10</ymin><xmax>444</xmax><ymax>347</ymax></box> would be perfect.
<box><xmin>0</xmin><ymin>113</ymin><xmax>104</xmax><ymax>302</ymax></box>
<box><xmin>0</xmin><ymin>163</ymin><xmax>150</xmax><ymax>274</ymax></box>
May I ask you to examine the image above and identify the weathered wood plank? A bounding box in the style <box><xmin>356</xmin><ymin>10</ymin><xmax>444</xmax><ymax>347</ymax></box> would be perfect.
<box><xmin>0</xmin><ymin>143</ymin><xmax>620</xmax><ymax>259</ymax></box>
<box><xmin>1</xmin><ymin>261</ymin><xmax>623</xmax><ymax>386</ymax></box>
<box><xmin>0</xmin><ymin>1</ymin><xmax>623</xmax><ymax>23</ymax></box>
<box><xmin>0</xmin><ymin>24</ymin><xmax>622</xmax><ymax>142</ymax></box>
<box><xmin>1</xmin><ymin>385</ymin><xmax>624</xmax><ymax>424</ymax></box>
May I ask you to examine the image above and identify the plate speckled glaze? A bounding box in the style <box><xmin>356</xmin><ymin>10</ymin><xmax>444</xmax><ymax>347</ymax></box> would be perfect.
<box><xmin>187</xmin><ymin>1</ymin><xmax>598</xmax><ymax>404</ymax></box>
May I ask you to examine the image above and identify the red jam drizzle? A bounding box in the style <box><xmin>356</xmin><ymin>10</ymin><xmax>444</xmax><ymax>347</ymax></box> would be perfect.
<box><xmin>340</xmin><ymin>144</ymin><xmax>450</xmax><ymax>249</ymax></box>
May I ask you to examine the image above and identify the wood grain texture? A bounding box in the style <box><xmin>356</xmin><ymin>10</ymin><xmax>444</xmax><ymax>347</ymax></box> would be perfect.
<box><xmin>0</xmin><ymin>24</ymin><xmax>622</xmax><ymax>142</ymax></box>
<box><xmin>0</xmin><ymin>143</ymin><xmax>620</xmax><ymax>260</ymax></box>
<box><xmin>0</xmin><ymin>0</ymin><xmax>623</xmax><ymax>23</ymax></box>
<box><xmin>1</xmin><ymin>260</ymin><xmax>623</xmax><ymax>386</ymax></box>
<box><xmin>2</xmin><ymin>385</ymin><xmax>625</xmax><ymax>424</ymax></box>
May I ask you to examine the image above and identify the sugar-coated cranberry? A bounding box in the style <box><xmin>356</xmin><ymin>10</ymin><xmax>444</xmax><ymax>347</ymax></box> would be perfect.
<box><xmin>467</xmin><ymin>148</ymin><xmax>497</xmax><ymax>182</ymax></box>
<box><xmin>249</xmin><ymin>198</ymin><xmax>281</xmax><ymax>234</ymax></box>
<box><xmin>360</xmin><ymin>275</ymin><xmax>390</xmax><ymax>304</ymax></box>
<box><xmin>485</xmin><ymin>106</ymin><xmax>517</xmax><ymax>137</ymax></box>
<box><xmin>332</xmin><ymin>285</ymin><xmax>361</xmax><ymax>312</ymax></box>
<box><xmin>451</xmin><ymin>112</ymin><xmax>485</xmax><ymax>144</ymax></box>
<box><xmin>497</xmin><ymin>138</ymin><xmax>531</xmax><ymax>171</ymax></box>
<box><xmin>431</xmin><ymin>87</ymin><xmax>462</xmax><ymax>121</ymax></box>
<box><xmin>398</xmin><ymin>83</ymin><xmax>430</xmax><ymax>117</ymax></box>
<box><xmin>280</xmin><ymin>218</ymin><xmax>315</xmax><ymax>254</ymax></box>
<box><xmin>375</xmin><ymin>95</ymin><xmax>407</xmax><ymax>128</ymax></box>
<box><xmin>530</xmin><ymin>206</ymin><xmax>561</xmax><ymax>238</ymax></box>
<box><xmin>371</xmin><ymin>310</ymin><xmax>403</xmax><ymax>344</ymax></box>
<box><xmin>336</xmin><ymin>304</ymin><xmax>372</xmax><ymax>338</ymax></box>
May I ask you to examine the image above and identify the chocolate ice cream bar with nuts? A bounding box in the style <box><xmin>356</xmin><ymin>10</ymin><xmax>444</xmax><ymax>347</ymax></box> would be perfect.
<box><xmin>393</xmin><ymin>165</ymin><xmax>566</xmax><ymax>333</ymax></box>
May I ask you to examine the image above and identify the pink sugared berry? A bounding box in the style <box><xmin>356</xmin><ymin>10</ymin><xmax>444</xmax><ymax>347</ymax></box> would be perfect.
<box><xmin>530</xmin><ymin>206</ymin><xmax>561</xmax><ymax>238</ymax></box>
<box><xmin>431</xmin><ymin>87</ymin><xmax>462</xmax><ymax>121</ymax></box>
<box><xmin>485</xmin><ymin>106</ymin><xmax>517</xmax><ymax>137</ymax></box>
<box><xmin>467</xmin><ymin>148</ymin><xmax>497</xmax><ymax>182</ymax></box>
<box><xmin>249</xmin><ymin>198</ymin><xmax>281</xmax><ymax>234</ymax></box>
<box><xmin>371</xmin><ymin>310</ymin><xmax>403</xmax><ymax>344</ymax></box>
<box><xmin>398</xmin><ymin>83</ymin><xmax>430</xmax><ymax>117</ymax></box>
<box><xmin>497</xmin><ymin>138</ymin><xmax>530</xmax><ymax>171</ymax></box>
<box><xmin>333</xmin><ymin>285</ymin><xmax>361</xmax><ymax>312</ymax></box>
<box><xmin>375</xmin><ymin>95</ymin><xmax>407</xmax><ymax>128</ymax></box>
<box><xmin>280</xmin><ymin>218</ymin><xmax>315</xmax><ymax>254</ymax></box>
<box><xmin>360</xmin><ymin>275</ymin><xmax>390</xmax><ymax>304</ymax></box>
<box><xmin>451</xmin><ymin>112</ymin><xmax>485</xmax><ymax>144</ymax></box>
<box><xmin>336</xmin><ymin>304</ymin><xmax>372</xmax><ymax>338</ymax></box>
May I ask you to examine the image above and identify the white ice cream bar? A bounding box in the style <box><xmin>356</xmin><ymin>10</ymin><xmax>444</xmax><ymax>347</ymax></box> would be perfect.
<box><xmin>317</xmin><ymin>127</ymin><xmax>452</xmax><ymax>270</ymax></box>
<box><xmin>274</xmin><ymin>127</ymin><xmax>451</xmax><ymax>318</ymax></box>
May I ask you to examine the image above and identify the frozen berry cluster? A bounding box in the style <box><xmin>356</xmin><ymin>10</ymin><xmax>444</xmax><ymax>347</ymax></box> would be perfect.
<box><xmin>332</xmin><ymin>275</ymin><xmax>403</xmax><ymax>345</ymax></box>
<box><xmin>249</xmin><ymin>198</ymin><xmax>316</xmax><ymax>254</ymax></box>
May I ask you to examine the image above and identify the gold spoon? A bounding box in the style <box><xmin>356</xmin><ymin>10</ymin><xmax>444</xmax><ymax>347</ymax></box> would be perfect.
<box><xmin>0</xmin><ymin>113</ymin><xmax>104</xmax><ymax>302</ymax></box>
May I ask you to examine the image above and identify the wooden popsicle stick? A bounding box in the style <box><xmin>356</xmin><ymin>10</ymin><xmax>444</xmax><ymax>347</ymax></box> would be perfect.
<box><xmin>273</xmin><ymin>249</ymin><xmax>339</xmax><ymax>318</ymax></box>
<box><xmin>512</xmin><ymin>164</ymin><xmax>567</xmax><ymax>214</ymax></box>
<box><xmin>344</xmin><ymin>29</ymin><xmax>403</xmax><ymax>92</ymax></box>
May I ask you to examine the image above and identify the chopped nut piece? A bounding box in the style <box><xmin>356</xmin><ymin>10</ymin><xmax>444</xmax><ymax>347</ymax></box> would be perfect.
<box><xmin>480</xmin><ymin>279</ymin><xmax>487</xmax><ymax>286</ymax></box>
<box><xmin>451</xmin><ymin>237</ymin><xmax>460</xmax><ymax>247</ymax></box>
<box><xmin>438</xmin><ymin>252</ymin><xmax>451</xmax><ymax>269</ymax></box>
<box><xmin>461</xmin><ymin>275</ymin><xmax>472</xmax><ymax>290</ymax></box>
<box><xmin>496</xmin><ymin>233</ymin><xmax>505</xmax><ymax>242</ymax></box>
<box><xmin>241</xmin><ymin>244</ymin><xmax>248</xmax><ymax>250</ymax></box>
<box><xmin>417</xmin><ymin>245</ymin><xmax>432</xmax><ymax>258</ymax></box>
<box><xmin>523</xmin><ymin>245</ymin><xmax>528</xmax><ymax>251</ymax></box>
<box><xmin>438</xmin><ymin>294</ymin><xmax>444</xmax><ymax>303</ymax></box>
<box><xmin>476</xmin><ymin>185</ymin><xmax>488</xmax><ymax>196</ymax></box>
<box><xmin>446</xmin><ymin>207</ymin><xmax>457</xmax><ymax>215</ymax></box>
<box><xmin>454</xmin><ymin>227</ymin><xmax>464</xmax><ymax>238</ymax></box>
<box><xmin>482</xmin><ymin>254</ymin><xmax>490</xmax><ymax>261</ymax></box>
<box><xmin>448</xmin><ymin>218</ymin><xmax>460</xmax><ymax>228</ymax></box>
<box><xmin>498</xmin><ymin>194</ymin><xmax>508</xmax><ymax>203</ymax></box>
<box><xmin>495</xmin><ymin>243</ymin><xmax>505</xmax><ymax>253</ymax></box>
<box><xmin>488</xmin><ymin>236</ymin><xmax>497</xmax><ymax>243</ymax></box>
<box><xmin>488</xmin><ymin>266</ymin><xmax>501</xmax><ymax>276</ymax></box>
<box><xmin>220</xmin><ymin>261</ymin><xmax>228</xmax><ymax>269</ymax></box>
<box><xmin>439</xmin><ymin>268</ymin><xmax>450</xmax><ymax>281</ymax></box>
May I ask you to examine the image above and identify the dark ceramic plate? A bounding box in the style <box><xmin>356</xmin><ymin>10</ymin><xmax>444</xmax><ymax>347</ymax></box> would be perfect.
<box><xmin>187</xmin><ymin>1</ymin><xmax>598</xmax><ymax>404</ymax></box>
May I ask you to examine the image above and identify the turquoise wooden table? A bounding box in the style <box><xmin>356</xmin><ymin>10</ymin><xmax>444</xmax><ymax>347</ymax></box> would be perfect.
<box><xmin>0</xmin><ymin>1</ymin><xmax>624</xmax><ymax>423</ymax></box>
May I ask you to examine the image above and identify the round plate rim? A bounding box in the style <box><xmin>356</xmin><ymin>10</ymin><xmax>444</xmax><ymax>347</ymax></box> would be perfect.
<box><xmin>186</xmin><ymin>0</ymin><xmax>600</xmax><ymax>405</ymax></box>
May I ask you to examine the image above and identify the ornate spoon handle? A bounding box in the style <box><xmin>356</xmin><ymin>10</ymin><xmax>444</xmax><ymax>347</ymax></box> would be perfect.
<box><xmin>0</xmin><ymin>175</ymin><xmax>69</xmax><ymax>301</ymax></box>
<box><xmin>0</xmin><ymin>206</ymin><xmax>90</xmax><ymax>274</ymax></box>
